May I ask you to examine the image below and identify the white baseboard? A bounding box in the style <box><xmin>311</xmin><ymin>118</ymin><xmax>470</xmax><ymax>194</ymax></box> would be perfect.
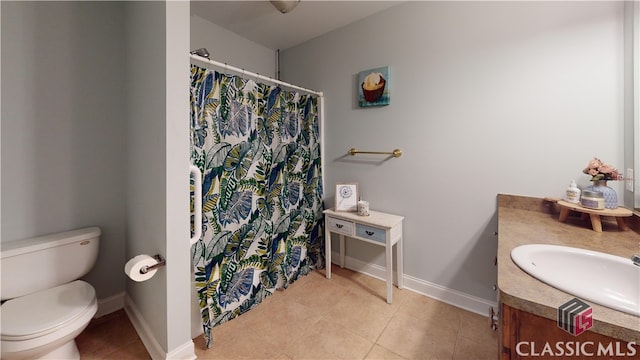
<box><xmin>95</xmin><ymin>292</ymin><xmax>125</xmax><ymax>318</ymax></box>
<box><xmin>124</xmin><ymin>295</ymin><xmax>166</xmax><ymax>360</ymax></box>
<box><xmin>332</xmin><ymin>251</ymin><xmax>498</xmax><ymax>317</ymax></box>
<box><xmin>124</xmin><ymin>294</ymin><xmax>196</xmax><ymax>360</ymax></box>
<box><xmin>166</xmin><ymin>341</ymin><xmax>196</xmax><ymax>360</ymax></box>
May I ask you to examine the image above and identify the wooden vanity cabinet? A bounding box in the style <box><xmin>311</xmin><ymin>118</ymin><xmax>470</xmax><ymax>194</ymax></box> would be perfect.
<box><xmin>500</xmin><ymin>303</ymin><xmax>638</xmax><ymax>360</ymax></box>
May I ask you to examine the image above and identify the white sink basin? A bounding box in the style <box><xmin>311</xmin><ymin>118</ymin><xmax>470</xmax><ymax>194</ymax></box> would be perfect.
<box><xmin>511</xmin><ymin>244</ymin><xmax>640</xmax><ymax>317</ymax></box>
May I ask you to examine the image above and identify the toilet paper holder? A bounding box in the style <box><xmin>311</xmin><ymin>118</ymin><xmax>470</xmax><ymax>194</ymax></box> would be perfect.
<box><xmin>140</xmin><ymin>254</ymin><xmax>166</xmax><ymax>274</ymax></box>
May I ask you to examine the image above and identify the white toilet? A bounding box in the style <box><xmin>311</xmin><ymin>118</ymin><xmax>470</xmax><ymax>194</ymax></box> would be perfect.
<box><xmin>1</xmin><ymin>227</ymin><xmax>101</xmax><ymax>359</ymax></box>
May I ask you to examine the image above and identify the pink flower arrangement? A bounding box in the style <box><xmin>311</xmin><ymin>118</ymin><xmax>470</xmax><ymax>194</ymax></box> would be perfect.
<box><xmin>582</xmin><ymin>157</ymin><xmax>622</xmax><ymax>181</ymax></box>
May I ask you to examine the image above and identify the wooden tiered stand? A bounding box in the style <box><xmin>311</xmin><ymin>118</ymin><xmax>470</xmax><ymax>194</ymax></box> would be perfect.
<box><xmin>557</xmin><ymin>200</ymin><xmax>633</xmax><ymax>232</ymax></box>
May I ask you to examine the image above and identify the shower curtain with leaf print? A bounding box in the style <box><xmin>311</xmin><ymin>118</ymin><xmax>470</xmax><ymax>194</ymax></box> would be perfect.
<box><xmin>189</xmin><ymin>64</ymin><xmax>324</xmax><ymax>348</ymax></box>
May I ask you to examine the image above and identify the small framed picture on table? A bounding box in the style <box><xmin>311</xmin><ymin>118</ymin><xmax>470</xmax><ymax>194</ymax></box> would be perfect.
<box><xmin>335</xmin><ymin>183</ymin><xmax>358</xmax><ymax>212</ymax></box>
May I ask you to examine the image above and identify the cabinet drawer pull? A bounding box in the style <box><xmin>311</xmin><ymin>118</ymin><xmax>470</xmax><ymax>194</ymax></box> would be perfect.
<box><xmin>336</xmin><ymin>224</ymin><xmax>343</xmax><ymax>229</ymax></box>
<box><xmin>365</xmin><ymin>230</ymin><xmax>375</xmax><ymax>236</ymax></box>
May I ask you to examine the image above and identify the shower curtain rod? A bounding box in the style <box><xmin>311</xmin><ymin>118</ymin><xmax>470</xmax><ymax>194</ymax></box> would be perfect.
<box><xmin>190</xmin><ymin>54</ymin><xmax>323</xmax><ymax>97</ymax></box>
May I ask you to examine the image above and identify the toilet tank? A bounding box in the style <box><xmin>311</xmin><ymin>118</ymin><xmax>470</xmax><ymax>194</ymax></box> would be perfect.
<box><xmin>0</xmin><ymin>227</ymin><xmax>100</xmax><ymax>300</ymax></box>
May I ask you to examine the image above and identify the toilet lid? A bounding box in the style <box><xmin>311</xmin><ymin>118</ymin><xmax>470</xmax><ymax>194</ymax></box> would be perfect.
<box><xmin>1</xmin><ymin>280</ymin><xmax>96</xmax><ymax>338</ymax></box>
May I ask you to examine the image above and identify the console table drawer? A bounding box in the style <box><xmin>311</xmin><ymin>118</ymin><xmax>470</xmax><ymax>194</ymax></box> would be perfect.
<box><xmin>355</xmin><ymin>224</ymin><xmax>386</xmax><ymax>244</ymax></box>
<box><xmin>327</xmin><ymin>217</ymin><xmax>354</xmax><ymax>236</ymax></box>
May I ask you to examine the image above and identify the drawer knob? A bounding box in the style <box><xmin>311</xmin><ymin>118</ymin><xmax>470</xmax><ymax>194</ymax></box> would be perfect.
<box><xmin>365</xmin><ymin>230</ymin><xmax>375</xmax><ymax>236</ymax></box>
<box><xmin>336</xmin><ymin>224</ymin><xmax>343</xmax><ymax>229</ymax></box>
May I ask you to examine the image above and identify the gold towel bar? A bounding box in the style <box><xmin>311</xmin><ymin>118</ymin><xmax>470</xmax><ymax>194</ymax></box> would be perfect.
<box><xmin>348</xmin><ymin>148</ymin><xmax>402</xmax><ymax>158</ymax></box>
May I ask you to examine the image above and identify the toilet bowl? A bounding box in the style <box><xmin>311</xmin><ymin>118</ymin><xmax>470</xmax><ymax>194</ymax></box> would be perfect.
<box><xmin>1</xmin><ymin>281</ymin><xmax>98</xmax><ymax>359</ymax></box>
<box><xmin>0</xmin><ymin>227</ymin><xmax>101</xmax><ymax>359</ymax></box>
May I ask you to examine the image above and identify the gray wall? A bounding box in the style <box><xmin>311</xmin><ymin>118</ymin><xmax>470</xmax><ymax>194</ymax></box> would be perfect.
<box><xmin>165</xmin><ymin>1</ymin><xmax>192</xmax><ymax>353</ymax></box>
<box><xmin>124</xmin><ymin>0</ymin><xmax>192</xmax><ymax>355</ymax></box>
<box><xmin>636</xmin><ymin>2</ymin><xmax>640</xmax><ymax>208</ymax></box>
<box><xmin>190</xmin><ymin>14</ymin><xmax>276</xmax><ymax>77</ymax></box>
<box><xmin>124</xmin><ymin>0</ymin><xmax>169</xmax><ymax>350</ymax></box>
<box><xmin>281</xmin><ymin>1</ymin><xmax>625</xmax><ymax>303</ymax></box>
<box><xmin>1</xmin><ymin>1</ymin><xmax>127</xmax><ymax>300</ymax></box>
<box><xmin>624</xmin><ymin>0</ymin><xmax>635</xmax><ymax>209</ymax></box>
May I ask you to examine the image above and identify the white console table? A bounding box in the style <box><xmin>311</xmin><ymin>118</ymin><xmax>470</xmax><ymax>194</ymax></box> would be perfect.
<box><xmin>323</xmin><ymin>209</ymin><xmax>404</xmax><ymax>304</ymax></box>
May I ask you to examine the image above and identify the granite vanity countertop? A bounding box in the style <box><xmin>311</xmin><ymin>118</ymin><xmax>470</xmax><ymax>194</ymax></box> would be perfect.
<box><xmin>497</xmin><ymin>194</ymin><xmax>640</xmax><ymax>343</ymax></box>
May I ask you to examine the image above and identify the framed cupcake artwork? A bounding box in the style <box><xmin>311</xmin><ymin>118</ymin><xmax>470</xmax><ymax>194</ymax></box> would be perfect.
<box><xmin>358</xmin><ymin>66</ymin><xmax>390</xmax><ymax>107</ymax></box>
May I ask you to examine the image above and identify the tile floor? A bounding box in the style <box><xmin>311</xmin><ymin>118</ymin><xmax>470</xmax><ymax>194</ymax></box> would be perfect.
<box><xmin>76</xmin><ymin>308</ymin><xmax>150</xmax><ymax>359</ymax></box>
<box><xmin>77</xmin><ymin>265</ymin><xmax>498</xmax><ymax>359</ymax></box>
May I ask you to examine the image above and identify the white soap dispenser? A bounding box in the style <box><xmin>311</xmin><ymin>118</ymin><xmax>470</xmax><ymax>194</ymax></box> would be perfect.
<box><xmin>565</xmin><ymin>180</ymin><xmax>581</xmax><ymax>204</ymax></box>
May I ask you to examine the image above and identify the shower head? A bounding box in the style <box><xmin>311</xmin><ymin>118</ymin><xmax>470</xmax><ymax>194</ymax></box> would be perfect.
<box><xmin>190</xmin><ymin>48</ymin><xmax>210</xmax><ymax>59</ymax></box>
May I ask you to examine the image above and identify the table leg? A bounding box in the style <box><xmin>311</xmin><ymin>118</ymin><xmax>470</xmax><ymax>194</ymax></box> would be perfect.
<box><xmin>386</xmin><ymin>237</ymin><xmax>393</xmax><ymax>304</ymax></box>
<box><xmin>339</xmin><ymin>235</ymin><xmax>345</xmax><ymax>268</ymax></box>
<box><xmin>589</xmin><ymin>214</ymin><xmax>603</xmax><ymax>232</ymax></box>
<box><xmin>396</xmin><ymin>237</ymin><xmax>404</xmax><ymax>289</ymax></box>
<box><xmin>559</xmin><ymin>207</ymin><xmax>570</xmax><ymax>222</ymax></box>
<box><xmin>615</xmin><ymin>217</ymin><xmax>628</xmax><ymax>231</ymax></box>
<box><xmin>325</xmin><ymin>220</ymin><xmax>331</xmax><ymax>279</ymax></box>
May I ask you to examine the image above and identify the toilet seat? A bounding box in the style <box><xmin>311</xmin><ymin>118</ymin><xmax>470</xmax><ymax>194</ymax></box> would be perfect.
<box><xmin>1</xmin><ymin>280</ymin><xmax>96</xmax><ymax>341</ymax></box>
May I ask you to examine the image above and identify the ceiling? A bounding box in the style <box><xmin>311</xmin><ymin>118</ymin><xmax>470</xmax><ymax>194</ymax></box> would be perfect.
<box><xmin>190</xmin><ymin>1</ymin><xmax>403</xmax><ymax>50</ymax></box>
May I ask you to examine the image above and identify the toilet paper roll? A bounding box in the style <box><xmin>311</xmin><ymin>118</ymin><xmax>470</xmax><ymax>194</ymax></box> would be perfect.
<box><xmin>125</xmin><ymin>254</ymin><xmax>158</xmax><ymax>282</ymax></box>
